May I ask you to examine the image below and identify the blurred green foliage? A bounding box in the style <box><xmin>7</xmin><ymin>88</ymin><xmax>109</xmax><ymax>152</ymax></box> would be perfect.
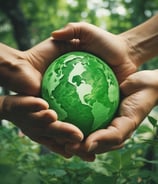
<box><xmin>1</xmin><ymin>0</ymin><xmax>158</xmax><ymax>183</ymax></box>
<box><xmin>0</xmin><ymin>0</ymin><xmax>158</xmax><ymax>44</ymax></box>
<box><xmin>0</xmin><ymin>0</ymin><xmax>158</xmax><ymax>67</ymax></box>
<box><xmin>0</xmin><ymin>118</ymin><xmax>158</xmax><ymax>184</ymax></box>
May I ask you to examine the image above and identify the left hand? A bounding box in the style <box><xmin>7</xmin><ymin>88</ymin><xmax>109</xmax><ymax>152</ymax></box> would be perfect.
<box><xmin>0</xmin><ymin>95</ymin><xmax>83</xmax><ymax>158</ymax></box>
<box><xmin>0</xmin><ymin>39</ymin><xmax>84</xmax><ymax>157</ymax></box>
<box><xmin>0</xmin><ymin>38</ymin><xmax>72</xmax><ymax>95</ymax></box>
<box><xmin>64</xmin><ymin>70</ymin><xmax>158</xmax><ymax>161</ymax></box>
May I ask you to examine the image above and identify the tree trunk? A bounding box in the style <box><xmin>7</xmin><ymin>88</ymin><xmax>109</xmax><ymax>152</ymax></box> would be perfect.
<box><xmin>0</xmin><ymin>0</ymin><xmax>31</xmax><ymax>50</ymax></box>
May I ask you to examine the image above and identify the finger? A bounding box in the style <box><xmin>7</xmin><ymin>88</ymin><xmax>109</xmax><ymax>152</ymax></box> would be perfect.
<box><xmin>52</xmin><ymin>22</ymin><xmax>102</xmax><ymax>42</ymax></box>
<box><xmin>73</xmin><ymin>118</ymin><xmax>128</xmax><ymax>155</ymax></box>
<box><xmin>79</xmin><ymin>117</ymin><xmax>131</xmax><ymax>154</ymax></box>
<box><xmin>2</xmin><ymin>96</ymin><xmax>49</xmax><ymax>113</ymax></box>
<box><xmin>65</xmin><ymin>143</ymin><xmax>96</xmax><ymax>162</ymax></box>
<box><xmin>35</xmin><ymin>136</ymin><xmax>73</xmax><ymax>158</ymax></box>
<box><xmin>48</xmin><ymin>143</ymin><xmax>73</xmax><ymax>158</ymax></box>
<box><xmin>29</xmin><ymin>109</ymin><xmax>58</xmax><ymax>125</ymax></box>
<box><xmin>83</xmin><ymin>89</ymin><xmax>156</xmax><ymax>154</ymax></box>
<box><xmin>64</xmin><ymin>117</ymin><xmax>131</xmax><ymax>156</ymax></box>
<box><xmin>52</xmin><ymin>22</ymin><xmax>84</xmax><ymax>40</ymax></box>
<box><xmin>120</xmin><ymin>70</ymin><xmax>158</xmax><ymax>96</ymax></box>
<box><xmin>19</xmin><ymin>112</ymin><xmax>83</xmax><ymax>151</ymax></box>
<box><xmin>28</xmin><ymin>120</ymin><xmax>84</xmax><ymax>143</ymax></box>
<box><xmin>77</xmin><ymin>153</ymin><xmax>96</xmax><ymax>162</ymax></box>
<box><xmin>52</xmin><ymin>22</ymin><xmax>129</xmax><ymax>72</ymax></box>
<box><xmin>52</xmin><ymin>22</ymin><xmax>108</xmax><ymax>56</ymax></box>
<box><xmin>45</xmin><ymin>121</ymin><xmax>84</xmax><ymax>143</ymax></box>
<box><xmin>120</xmin><ymin>90</ymin><xmax>157</xmax><ymax>127</ymax></box>
<box><xmin>19</xmin><ymin>109</ymin><xmax>57</xmax><ymax>137</ymax></box>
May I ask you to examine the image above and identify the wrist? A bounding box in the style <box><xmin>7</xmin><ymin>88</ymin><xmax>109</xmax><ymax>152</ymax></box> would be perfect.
<box><xmin>0</xmin><ymin>43</ymin><xmax>24</xmax><ymax>84</ymax></box>
<box><xmin>25</xmin><ymin>38</ymin><xmax>57</xmax><ymax>74</ymax></box>
<box><xmin>120</xmin><ymin>15</ymin><xmax>158</xmax><ymax>67</ymax></box>
<box><xmin>0</xmin><ymin>43</ymin><xmax>23</xmax><ymax>62</ymax></box>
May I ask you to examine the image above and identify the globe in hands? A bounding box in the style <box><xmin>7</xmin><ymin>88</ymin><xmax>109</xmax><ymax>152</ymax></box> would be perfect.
<box><xmin>42</xmin><ymin>52</ymin><xmax>119</xmax><ymax>136</ymax></box>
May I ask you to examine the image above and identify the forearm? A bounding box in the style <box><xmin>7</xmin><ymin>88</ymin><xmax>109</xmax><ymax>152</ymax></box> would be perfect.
<box><xmin>0</xmin><ymin>43</ymin><xmax>23</xmax><ymax>86</ymax></box>
<box><xmin>120</xmin><ymin>14</ymin><xmax>158</xmax><ymax>67</ymax></box>
<box><xmin>0</xmin><ymin>43</ymin><xmax>22</xmax><ymax>63</ymax></box>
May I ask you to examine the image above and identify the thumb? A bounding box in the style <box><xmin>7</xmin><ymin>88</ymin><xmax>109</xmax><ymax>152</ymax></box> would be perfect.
<box><xmin>52</xmin><ymin>22</ymin><xmax>85</xmax><ymax>40</ymax></box>
<box><xmin>52</xmin><ymin>22</ymin><xmax>98</xmax><ymax>41</ymax></box>
<box><xmin>120</xmin><ymin>89</ymin><xmax>157</xmax><ymax>129</ymax></box>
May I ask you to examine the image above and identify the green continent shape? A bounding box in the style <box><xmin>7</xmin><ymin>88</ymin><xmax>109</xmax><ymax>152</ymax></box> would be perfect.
<box><xmin>42</xmin><ymin>52</ymin><xmax>119</xmax><ymax>136</ymax></box>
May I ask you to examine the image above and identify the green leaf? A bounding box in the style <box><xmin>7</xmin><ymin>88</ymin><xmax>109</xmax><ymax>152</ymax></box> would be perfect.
<box><xmin>134</xmin><ymin>157</ymin><xmax>158</xmax><ymax>164</ymax></box>
<box><xmin>148</xmin><ymin>116</ymin><xmax>157</xmax><ymax>128</ymax></box>
<box><xmin>141</xmin><ymin>138</ymin><xmax>158</xmax><ymax>147</ymax></box>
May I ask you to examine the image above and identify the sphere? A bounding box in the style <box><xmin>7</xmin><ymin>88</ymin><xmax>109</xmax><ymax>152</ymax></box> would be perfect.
<box><xmin>41</xmin><ymin>51</ymin><xmax>119</xmax><ymax>136</ymax></box>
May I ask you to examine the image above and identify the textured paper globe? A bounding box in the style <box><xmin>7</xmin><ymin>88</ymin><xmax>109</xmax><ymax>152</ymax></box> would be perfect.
<box><xmin>42</xmin><ymin>51</ymin><xmax>119</xmax><ymax>136</ymax></box>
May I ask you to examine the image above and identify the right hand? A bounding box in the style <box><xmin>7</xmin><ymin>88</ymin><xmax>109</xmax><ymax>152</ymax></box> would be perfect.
<box><xmin>64</xmin><ymin>69</ymin><xmax>158</xmax><ymax>161</ymax></box>
<box><xmin>52</xmin><ymin>22</ymin><xmax>138</xmax><ymax>83</ymax></box>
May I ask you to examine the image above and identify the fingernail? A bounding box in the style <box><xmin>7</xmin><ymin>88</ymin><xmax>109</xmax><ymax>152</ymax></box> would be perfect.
<box><xmin>70</xmin><ymin>133</ymin><xmax>84</xmax><ymax>142</ymax></box>
<box><xmin>88</xmin><ymin>142</ymin><xmax>98</xmax><ymax>152</ymax></box>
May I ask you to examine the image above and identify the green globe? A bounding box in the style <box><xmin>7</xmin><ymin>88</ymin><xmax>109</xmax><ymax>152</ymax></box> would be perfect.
<box><xmin>41</xmin><ymin>51</ymin><xmax>119</xmax><ymax>136</ymax></box>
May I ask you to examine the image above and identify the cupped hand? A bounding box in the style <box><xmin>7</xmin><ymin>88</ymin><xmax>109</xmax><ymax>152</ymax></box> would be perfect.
<box><xmin>0</xmin><ymin>36</ymin><xmax>76</xmax><ymax>96</ymax></box>
<box><xmin>52</xmin><ymin>22</ymin><xmax>138</xmax><ymax>83</ymax></box>
<box><xmin>0</xmin><ymin>39</ymin><xmax>85</xmax><ymax>157</ymax></box>
<box><xmin>63</xmin><ymin>70</ymin><xmax>158</xmax><ymax>161</ymax></box>
<box><xmin>1</xmin><ymin>22</ymin><xmax>152</xmax><ymax>160</ymax></box>
<box><xmin>0</xmin><ymin>95</ymin><xmax>84</xmax><ymax>158</ymax></box>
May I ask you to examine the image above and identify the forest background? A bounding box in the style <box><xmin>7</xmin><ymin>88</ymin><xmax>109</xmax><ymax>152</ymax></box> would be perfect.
<box><xmin>0</xmin><ymin>0</ymin><xmax>158</xmax><ymax>183</ymax></box>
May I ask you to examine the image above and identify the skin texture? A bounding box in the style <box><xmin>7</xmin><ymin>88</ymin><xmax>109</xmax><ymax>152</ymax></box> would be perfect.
<box><xmin>64</xmin><ymin>69</ymin><xmax>158</xmax><ymax>161</ymax></box>
<box><xmin>0</xmin><ymin>39</ymin><xmax>68</xmax><ymax>96</ymax></box>
<box><xmin>0</xmin><ymin>14</ymin><xmax>158</xmax><ymax>161</ymax></box>
<box><xmin>52</xmin><ymin>15</ymin><xmax>158</xmax><ymax>161</ymax></box>
<box><xmin>0</xmin><ymin>40</ymin><xmax>84</xmax><ymax>158</ymax></box>
<box><xmin>52</xmin><ymin>23</ymin><xmax>137</xmax><ymax>84</ymax></box>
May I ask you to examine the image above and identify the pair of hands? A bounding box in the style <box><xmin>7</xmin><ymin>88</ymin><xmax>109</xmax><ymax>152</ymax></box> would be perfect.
<box><xmin>1</xmin><ymin>22</ymin><xmax>158</xmax><ymax>161</ymax></box>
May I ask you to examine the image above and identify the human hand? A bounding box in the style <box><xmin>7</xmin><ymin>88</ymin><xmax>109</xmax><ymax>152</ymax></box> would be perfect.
<box><xmin>0</xmin><ymin>38</ymin><xmax>86</xmax><ymax>157</ymax></box>
<box><xmin>2</xmin><ymin>15</ymin><xmax>158</xmax><ymax>95</ymax></box>
<box><xmin>52</xmin><ymin>22</ymin><xmax>138</xmax><ymax>83</ymax></box>
<box><xmin>0</xmin><ymin>95</ymin><xmax>83</xmax><ymax>158</ymax></box>
<box><xmin>50</xmin><ymin>22</ymin><xmax>139</xmax><ymax>161</ymax></box>
<box><xmin>0</xmin><ymin>23</ymin><xmax>138</xmax><ymax>160</ymax></box>
<box><xmin>51</xmin><ymin>22</ymin><xmax>158</xmax><ymax>161</ymax></box>
<box><xmin>63</xmin><ymin>70</ymin><xmax>158</xmax><ymax>161</ymax></box>
<box><xmin>0</xmin><ymin>40</ymin><xmax>68</xmax><ymax>96</ymax></box>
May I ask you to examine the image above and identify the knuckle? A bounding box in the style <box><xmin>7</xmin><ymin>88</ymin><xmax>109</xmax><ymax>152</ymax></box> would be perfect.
<box><xmin>114</xmin><ymin>133</ymin><xmax>124</xmax><ymax>145</ymax></box>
